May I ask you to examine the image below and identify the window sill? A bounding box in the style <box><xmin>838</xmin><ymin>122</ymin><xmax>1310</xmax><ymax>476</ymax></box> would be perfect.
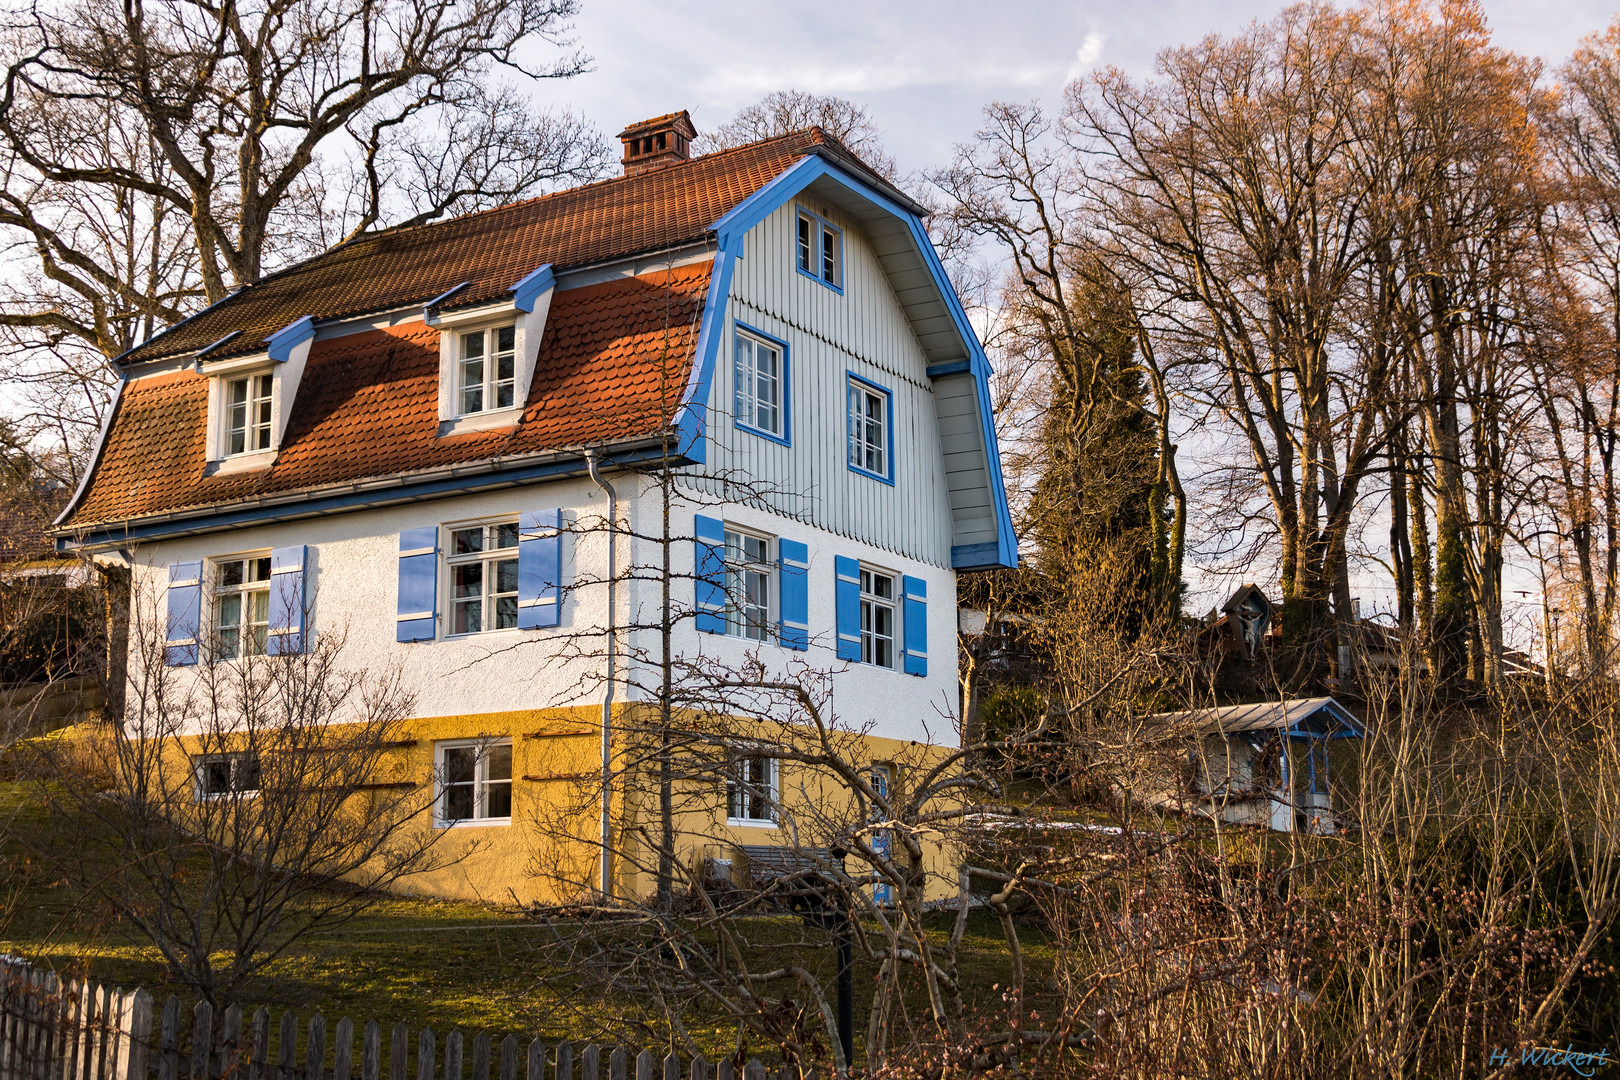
<box><xmin>734</xmin><ymin>419</ymin><xmax>791</xmax><ymax>448</ymax></box>
<box><xmin>796</xmin><ymin>265</ymin><xmax>844</xmax><ymax>294</ymax></box>
<box><xmin>442</xmin><ymin>627</ymin><xmax>523</xmax><ymax>642</ymax></box>
<box><xmin>726</xmin><ymin>817</ymin><xmax>779</xmax><ymax>829</ymax></box>
<box><xmin>205</xmin><ymin>450</ymin><xmax>277</xmax><ymax>476</ymax></box>
<box><xmin>847</xmin><ymin>463</ymin><xmax>894</xmax><ymax>486</ymax></box>
<box><xmin>438</xmin><ymin>408</ymin><xmax>521</xmax><ymax>437</ymax></box>
<box><xmin>434</xmin><ymin>817</ymin><xmax>512</xmax><ymax>830</ymax></box>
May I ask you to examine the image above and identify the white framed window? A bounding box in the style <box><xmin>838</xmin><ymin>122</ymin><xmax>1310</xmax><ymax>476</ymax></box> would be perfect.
<box><xmin>859</xmin><ymin>567</ymin><xmax>897</xmax><ymax>668</ymax></box>
<box><xmin>847</xmin><ymin>376</ymin><xmax>890</xmax><ymax>480</ymax></box>
<box><xmin>225</xmin><ymin>374</ymin><xmax>273</xmax><ymax>456</ymax></box>
<box><xmin>194</xmin><ymin>752</ymin><xmax>261</xmax><ymax>799</ymax></box>
<box><xmin>456</xmin><ymin>325</ymin><xmax>517</xmax><ymax>416</ymax></box>
<box><xmin>734</xmin><ymin>328</ymin><xmax>785</xmax><ymax>440</ymax></box>
<box><xmin>727</xmin><ymin>754</ymin><xmax>777</xmax><ymax>825</ymax></box>
<box><xmin>796</xmin><ymin>209</ymin><xmax>843</xmax><ymax>290</ymax></box>
<box><xmin>212</xmin><ymin>554</ymin><xmax>272</xmax><ymax>659</ymax></box>
<box><xmin>437</xmin><ymin>739</ymin><xmax>513</xmax><ymax>825</ymax></box>
<box><xmin>446</xmin><ymin>521</ymin><xmax>519</xmax><ymax>635</ymax></box>
<box><xmin>724</xmin><ymin>528</ymin><xmax>773</xmax><ymax>642</ymax></box>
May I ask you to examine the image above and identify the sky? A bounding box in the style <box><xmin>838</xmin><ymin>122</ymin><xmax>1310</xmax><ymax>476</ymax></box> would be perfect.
<box><xmin>553</xmin><ymin>0</ymin><xmax>1619</xmax><ymax>177</ymax></box>
<box><xmin>547</xmin><ymin>0</ymin><xmax>1618</xmax><ymax>640</ymax></box>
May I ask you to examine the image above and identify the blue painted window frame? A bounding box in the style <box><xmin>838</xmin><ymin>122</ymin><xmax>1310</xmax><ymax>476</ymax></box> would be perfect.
<box><xmin>845</xmin><ymin>372</ymin><xmax>895</xmax><ymax>485</ymax></box>
<box><xmin>795</xmin><ymin>206</ymin><xmax>844</xmax><ymax>294</ymax></box>
<box><xmin>732</xmin><ymin>321</ymin><xmax>791</xmax><ymax>447</ymax></box>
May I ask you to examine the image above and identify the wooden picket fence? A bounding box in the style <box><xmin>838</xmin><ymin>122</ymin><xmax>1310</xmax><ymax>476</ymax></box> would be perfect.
<box><xmin>0</xmin><ymin>958</ymin><xmax>810</xmax><ymax>1080</ymax></box>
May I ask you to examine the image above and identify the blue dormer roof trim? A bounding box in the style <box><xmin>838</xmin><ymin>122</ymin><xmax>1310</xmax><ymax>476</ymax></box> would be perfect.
<box><xmin>511</xmin><ymin>263</ymin><xmax>555</xmax><ymax>313</ymax></box>
<box><xmin>266</xmin><ymin>316</ymin><xmax>316</xmax><ymax>362</ymax></box>
<box><xmin>675</xmin><ymin>153</ymin><xmax>1018</xmax><ymax>571</ymax></box>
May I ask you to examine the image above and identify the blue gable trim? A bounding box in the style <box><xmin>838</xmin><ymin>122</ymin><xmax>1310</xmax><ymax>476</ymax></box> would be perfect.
<box><xmin>671</xmin><ymin>243</ymin><xmax>738</xmax><ymax>465</ymax></box>
<box><xmin>511</xmin><ymin>263</ymin><xmax>555</xmax><ymax>313</ymax></box>
<box><xmin>695</xmin><ymin>153</ymin><xmax>1018</xmax><ymax>571</ymax></box>
<box><xmin>266</xmin><ymin>316</ymin><xmax>315</xmax><ymax>363</ymax></box>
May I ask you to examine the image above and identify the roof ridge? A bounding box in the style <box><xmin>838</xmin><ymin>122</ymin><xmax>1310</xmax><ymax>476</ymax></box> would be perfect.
<box><xmin>134</xmin><ymin>128</ymin><xmax>825</xmax><ymax>342</ymax></box>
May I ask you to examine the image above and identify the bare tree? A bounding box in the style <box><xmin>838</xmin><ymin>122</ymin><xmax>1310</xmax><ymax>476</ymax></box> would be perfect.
<box><xmin>698</xmin><ymin>90</ymin><xmax>896</xmax><ymax>180</ymax></box>
<box><xmin>19</xmin><ymin>575</ymin><xmax>460</xmax><ymax>1008</ymax></box>
<box><xmin>0</xmin><ymin>0</ymin><xmax>611</xmax><ymax>476</ymax></box>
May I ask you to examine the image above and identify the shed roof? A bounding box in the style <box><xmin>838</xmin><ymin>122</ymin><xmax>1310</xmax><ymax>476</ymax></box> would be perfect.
<box><xmin>1144</xmin><ymin>697</ymin><xmax>1364</xmax><ymax>739</ymax></box>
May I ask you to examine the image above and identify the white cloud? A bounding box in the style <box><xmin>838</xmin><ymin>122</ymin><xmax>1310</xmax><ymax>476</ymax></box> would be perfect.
<box><xmin>1064</xmin><ymin>30</ymin><xmax>1106</xmax><ymax>83</ymax></box>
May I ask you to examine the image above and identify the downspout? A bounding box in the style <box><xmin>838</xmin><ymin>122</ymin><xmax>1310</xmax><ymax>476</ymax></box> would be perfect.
<box><xmin>586</xmin><ymin>449</ymin><xmax>618</xmax><ymax>900</ymax></box>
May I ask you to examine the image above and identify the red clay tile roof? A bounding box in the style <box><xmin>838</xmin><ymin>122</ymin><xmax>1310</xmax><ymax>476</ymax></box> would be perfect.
<box><xmin>121</xmin><ymin>129</ymin><xmax>871</xmax><ymax>367</ymax></box>
<box><xmin>62</xmin><ymin>264</ymin><xmax>710</xmax><ymax>530</ymax></box>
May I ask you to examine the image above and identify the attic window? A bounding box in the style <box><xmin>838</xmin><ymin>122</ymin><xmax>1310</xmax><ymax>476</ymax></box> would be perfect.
<box><xmin>226</xmin><ymin>374</ymin><xmax>273</xmax><ymax>456</ymax></box>
<box><xmin>457</xmin><ymin>325</ymin><xmax>517</xmax><ymax>416</ymax></box>
<box><xmin>796</xmin><ymin>208</ymin><xmax>843</xmax><ymax>291</ymax></box>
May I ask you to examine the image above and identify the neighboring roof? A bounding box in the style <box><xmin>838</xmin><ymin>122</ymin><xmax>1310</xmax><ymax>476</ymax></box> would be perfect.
<box><xmin>1144</xmin><ymin>697</ymin><xmax>1364</xmax><ymax>739</ymax></box>
<box><xmin>60</xmin><ymin>264</ymin><xmax>709</xmax><ymax>532</ymax></box>
<box><xmin>118</xmin><ymin>129</ymin><xmax>906</xmax><ymax>368</ymax></box>
<box><xmin>0</xmin><ymin>487</ymin><xmax>65</xmax><ymax>563</ymax></box>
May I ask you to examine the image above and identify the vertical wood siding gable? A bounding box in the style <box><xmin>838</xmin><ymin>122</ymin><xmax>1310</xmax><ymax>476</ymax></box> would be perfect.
<box><xmin>692</xmin><ymin>200</ymin><xmax>952</xmax><ymax>568</ymax></box>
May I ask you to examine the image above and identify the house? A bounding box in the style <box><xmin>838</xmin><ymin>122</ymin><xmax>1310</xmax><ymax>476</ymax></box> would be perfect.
<box><xmin>49</xmin><ymin>113</ymin><xmax>1016</xmax><ymax>904</ymax></box>
<box><xmin>1145</xmin><ymin>697</ymin><xmax>1364</xmax><ymax>833</ymax></box>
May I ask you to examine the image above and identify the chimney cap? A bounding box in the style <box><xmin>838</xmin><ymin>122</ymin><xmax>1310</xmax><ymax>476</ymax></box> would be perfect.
<box><xmin>618</xmin><ymin>110</ymin><xmax>697</xmax><ymax>176</ymax></box>
<box><xmin>617</xmin><ymin>110</ymin><xmax>697</xmax><ymax>141</ymax></box>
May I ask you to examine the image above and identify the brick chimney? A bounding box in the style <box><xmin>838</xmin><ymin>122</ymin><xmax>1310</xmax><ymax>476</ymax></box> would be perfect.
<box><xmin>618</xmin><ymin>111</ymin><xmax>697</xmax><ymax>176</ymax></box>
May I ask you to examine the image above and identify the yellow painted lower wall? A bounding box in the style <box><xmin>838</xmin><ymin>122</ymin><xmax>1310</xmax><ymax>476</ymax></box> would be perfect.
<box><xmin>163</xmin><ymin>705</ymin><xmax>965</xmax><ymax>907</ymax></box>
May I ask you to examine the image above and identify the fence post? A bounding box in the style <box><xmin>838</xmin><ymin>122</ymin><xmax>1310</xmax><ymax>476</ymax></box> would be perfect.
<box><xmin>607</xmin><ymin>1049</ymin><xmax>625</xmax><ymax>1080</ymax></box>
<box><xmin>634</xmin><ymin>1052</ymin><xmax>652</xmax><ymax>1080</ymax></box>
<box><xmin>247</xmin><ymin>1009</ymin><xmax>269</xmax><ymax>1080</ymax></box>
<box><xmin>524</xmin><ymin>1040</ymin><xmax>543</xmax><ymax>1080</ymax></box>
<box><xmin>360</xmin><ymin>1021</ymin><xmax>380</xmax><ymax>1080</ymax></box>
<box><xmin>275</xmin><ymin>1013</ymin><xmax>297</xmax><ymax>1080</ymax></box>
<box><xmin>661</xmin><ymin>1055</ymin><xmax>678</xmax><ymax>1080</ymax></box>
<box><xmin>156</xmin><ymin>997</ymin><xmax>179</xmax><ymax>1080</ymax></box>
<box><xmin>469</xmin><ymin>1034</ymin><xmax>489</xmax><ymax>1080</ymax></box>
<box><xmin>688</xmin><ymin>1056</ymin><xmax>707</xmax><ymax>1080</ymax></box>
<box><xmin>388</xmin><ymin>1026</ymin><xmax>407</xmax><ymax>1080</ymax></box>
<box><xmin>333</xmin><ymin>1018</ymin><xmax>355</xmax><ymax>1080</ymax></box>
<box><xmin>579</xmin><ymin>1047</ymin><xmax>597</xmax><ymax>1080</ymax></box>
<box><xmin>715</xmin><ymin>1061</ymin><xmax>734</xmax><ymax>1080</ymax></box>
<box><xmin>442</xmin><ymin>1032</ymin><xmax>460</xmax><ymax>1080</ymax></box>
<box><xmin>188</xmin><ymin>1001</ymin><xmax>213</xmax><ymax>1080</ymax></box>
<box><xmin>307</xmin><ymin>1016</ymin><xmax>326</xmax><ymax>1080</ymax></box>
<box><xmin>741</xmin><ymin>1062</ymin><xmax>764</xmax><ymax>1080</ymax></box>
<box><xmin>120</xmin><ymin>990</ymin><xmax>153</xmax><ymax>1080</ymax></box>
<box><xmin>496</xmin><ymin>1038</ymin><xmax>516</xmax><ymax>1080</ymax></box>
<box><xmin>415</xmin><ymin>1029</ymin><xmax>434</xmax><ymax>1080</ymax></box>
<box><xmin>553</xmin><ymin>1044</ymin><xmax>570</xmax><ymax>1080</ymax></box>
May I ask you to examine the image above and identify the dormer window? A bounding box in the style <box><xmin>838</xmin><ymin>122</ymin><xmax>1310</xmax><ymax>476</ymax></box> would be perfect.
<box><xmin>226</xmin><ymin>374</ymin><xmax>274</xmax><ymax>456</ymax></box>
<box><xmin>457</xmin><ymin>325</ymin><xmax>517</xmax><ymax>416</ymax></box>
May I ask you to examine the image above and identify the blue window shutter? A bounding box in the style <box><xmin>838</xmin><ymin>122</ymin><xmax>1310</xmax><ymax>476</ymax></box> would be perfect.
<box><xmin>903</xmin><ymin>575</ymin><xmax>927</xmax><ymax>677</ymax></box>
<box><xmin>694</xmin><ymin>513</ymin><xmax>726</xmax><ymax>635</ymax></box>
<box><xmin>778</xmin><ymin>539</ymin><xmax>809</xmax><ymax>651</ymax></box>
<box><xmin>835</xmin><ymin>555</ymin><xmax>861</xmax><ymax>662</ymax></box>
<box><xmin>165</xmin><ymin>561</ymin><xmax>202</xmax><ymax>666</ymax></box>
<box><xmin>267</xmin><ymin>545</ymin><xmax>307</xmax><ymax>655</ymax></box>
<box><xmin>518</xmin><ymin>509</ymin><xmax>564</xmax><ymax>629</ymax></box>
<box><xmin>396</xmin><ymin>527</ymin><xmax>439</xmax><ymax>642</ymax></box>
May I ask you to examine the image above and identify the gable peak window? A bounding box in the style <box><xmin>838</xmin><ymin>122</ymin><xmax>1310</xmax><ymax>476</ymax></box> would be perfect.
<box><xmin>847</xmin><ymin>377</ymin><xmax>890</xmax><ymax>479</ymax></box>
<box><xmin>457</xmin><ymin>325</ymin><xmax>517</xmax><ymax>416</ymax></box>
<box><xmin>213</xmin><ymin>554</ymin><xmax>272</xmax><ymax>659</ymax></box>
<box><xmin>796</xmin><ymin>209</ymin><xmax>843</xmax><ymax>290</ymax></box>
<box><xmin>733</xmin><ymin>328</ymin><xmax>785</xmax><ymax>440</ymax></box>
<box><xmin>226</xmin><ymin>373</ymin><xmax>273</xmax><ymax>456</ymax></box>
<box><xmin>447</xmin><ymin>521</ymin><xmax>519</xmax><ymax>634</ymax></box>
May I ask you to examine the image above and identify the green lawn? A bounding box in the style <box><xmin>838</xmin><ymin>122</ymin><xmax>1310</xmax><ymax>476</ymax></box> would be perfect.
<box><xmin>0</xmin><ymin>781</ymin><xmax>1047</xmax><ymax>1062</ymax></box>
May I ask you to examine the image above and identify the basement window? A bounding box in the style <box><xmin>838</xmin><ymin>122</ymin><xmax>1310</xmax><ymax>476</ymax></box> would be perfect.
<box><xmin>437</xmin><ymin>739</ymin><xmax>513</xmax><ymax>825</ymax></box>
